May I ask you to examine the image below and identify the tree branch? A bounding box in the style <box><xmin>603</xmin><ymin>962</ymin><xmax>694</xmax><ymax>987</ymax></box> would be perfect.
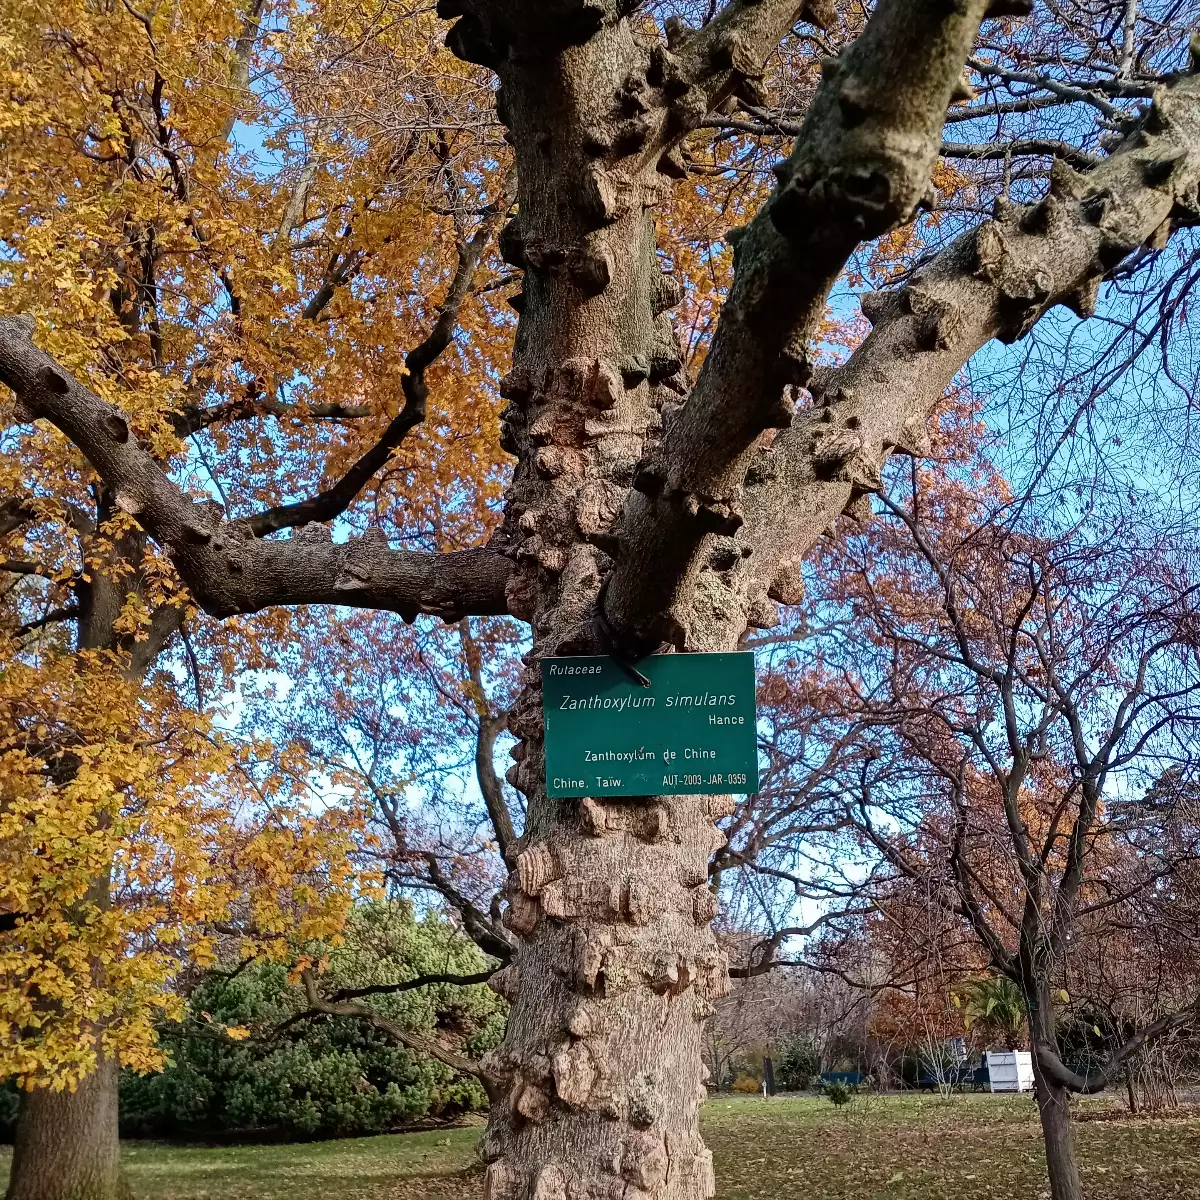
<box><xmin>673</xmin><ymin>1</ymin><xmax>834</xmax><ymax>109</ymax></box>
<box><xmin>0</xmin><ymin>316</ymin><xmax>513</xmax><ymax>622</ymax></box>
<box><xmin>298</xmin><ymin>968</ymin><xmax>504</xmax><ymax>1102</ymax></box>
<box><xmin>606</xmin><ymin>0</ymin><xmax>992</xmax><ymax>652</ymax></box>
<box><xmin>738</xmin><ymin>55</ymin><xmax>1200</xmax><ymax>626</ymax></box>
<box><xmin>939</xmin><ymin>138</ymin><xmax>1102</xmax><ymax>170</ymax></box>
<box><xmin>0</xmin><ymin>497</ymin><xmax>35</xmax><ymax>537</ymax></box>
<box><xmin>326</xmin><ymin>970</ymin><xmax>494</xmax><ymax>1003</ymax></box>
<box><xmin>461</xmin><ymin>618</ymin><xmax>517</xmax><ymax>862</ymax></box>
<box><xmin>1034</xmin><ymin>997</ymin><xmax>1200</xmax><ymax>1094</ymax></box>
<box><xmin>12</xmin><ymin>605</ymin><xmax>79</xmax><ymax>638</ymax></box>
<box><xmin>248</xmin><ymin>171</ymin><xmax>514</xmax><ymax>536</ymax></box>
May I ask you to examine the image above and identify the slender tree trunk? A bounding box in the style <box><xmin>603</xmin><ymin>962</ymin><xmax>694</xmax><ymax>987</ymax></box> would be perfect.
<box><xmin>1031</xmin><ymin>1063</ymin><xmax>1084</xmax><ymax>1200</ymax></box>
<box><xmin>5</xmin><ymin>1058</ymin><xmax>124</xmax><ymax>1200</ymax></box>
<box><xmin>1125</xmin><ymin>1063</ymin><xmax>1138</xmax><ymax>1115</ymax></box>
<box><xmin>1025</xmin><ymin>979</ymin><xmax>1084</xmax><ymax>1200</ymax></box>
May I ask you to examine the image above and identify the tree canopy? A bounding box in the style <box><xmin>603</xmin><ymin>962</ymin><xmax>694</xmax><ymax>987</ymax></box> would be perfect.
<box><xmin>6</xmin><ymin>4</ymin><xmax>1200</xmax><ymax>1200</ymax></box>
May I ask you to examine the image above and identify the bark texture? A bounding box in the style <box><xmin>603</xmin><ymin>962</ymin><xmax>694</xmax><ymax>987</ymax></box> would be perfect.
<box><xmin>5</xmin><ymin>1058</ymin><xmax>124</xmax><ymax>1200</ymax></box>
<box><xmin>730</xmin><ymin>57</ymin><xmax>1200</xmax><ymax>647</ymax></box>
<box><xmin>449</xmin><ymin>3</ymin><xmax>988</xmax><ymax>1198</ymax></box>
<box><xmin>1034</xmin><ymin>1077</ymin><xmax>1084</xmax><ymax>1200</ymax></box>
<box><xmin>472</xmin><ymin>12</ymin><xmax>735</xmax><ymax>1197</ymax></box>
<box><xmin>606</xmin><ymin>0</ymin><xmax>991</xmax><ymax>653</ymax></box>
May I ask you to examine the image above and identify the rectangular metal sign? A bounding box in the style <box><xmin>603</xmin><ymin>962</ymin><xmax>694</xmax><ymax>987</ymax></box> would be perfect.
<box><xmin>541</xmin><ymin>652</ymin><xmax>758</xmax><ymax>798</ymax></box>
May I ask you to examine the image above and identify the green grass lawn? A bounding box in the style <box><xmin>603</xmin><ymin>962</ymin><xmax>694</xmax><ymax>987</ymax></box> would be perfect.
<box><xmin>2</xmin><ymin>1094</ymin><xmax>1199</xmax><ymax>1200</ymax></box>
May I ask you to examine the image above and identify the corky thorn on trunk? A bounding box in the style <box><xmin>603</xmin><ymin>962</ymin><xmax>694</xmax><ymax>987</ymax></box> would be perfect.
<box><xmin>422</xmin><ymin>6</ymin><xmax>857</xmax><ymax>1200</ymax></box>
<box><xmin>0</xmin><ymin>315</ymin><xmax>513</xmax><ymax>623</ymax></box>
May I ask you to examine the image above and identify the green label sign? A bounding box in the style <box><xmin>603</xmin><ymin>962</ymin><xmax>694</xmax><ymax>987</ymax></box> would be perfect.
<box><xmin>541</xmin><ymin>652</ymin><xmax>758</xmax><ymax>798</ymax></box>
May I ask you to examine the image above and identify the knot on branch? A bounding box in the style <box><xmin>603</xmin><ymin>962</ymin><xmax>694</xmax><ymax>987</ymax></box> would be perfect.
<box><xmin>886</xmin><ymin>410</ymin><xmax>932</xmax><ymax>459</ymax></box>
<box><xmin>292</xmin><ymin>521</ymin><xmax>333</xmax><ymax>544</ymax></box>
<box><xmin>810</xmin><ymin>419</ymin><xmax>881</xmax><ymax>492</ymax></box>
<box><xmin>630</xmin><ymin>459</ymin><xmax>744</xmax><ymax>535</ymax></box>
<box><xmin>973</xmin><ymin>220</ymin><xmax>1056</xmax><ymax>342</ymax></box>
<box><xmin>650</xmin><ymin>270</ymin><xmax>684</xmax><ymax>314</ymax></box>
<box><xmin>180</xmin><ymin>499</ymin><xmax>226</xmax><ymax>545</ymax></box>
<box><xmin>770</xmin><ymin>161</ymin><xmax>900</xmax><ymax>242</ymax></box>
<box><xmin>906</xmin><ymin>286</ymin><xmax>962</xmax><ymax>352</ymax></box>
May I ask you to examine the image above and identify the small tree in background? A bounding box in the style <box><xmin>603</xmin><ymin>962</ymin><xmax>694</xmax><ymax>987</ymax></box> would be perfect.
<box><xmin>823</xmin><ymin>407</ymin><xmax>1200</xmax><ymax>1200</ymax></box>
<box><xmin>960</xmin><ymin>976</ymin><xmax>1026</xmax><ymax>1052</ymax></box>
<box><xmin>120</xmin><ymin>901</ymin><xmax>505</xmax><ymax>1139</ymax></box>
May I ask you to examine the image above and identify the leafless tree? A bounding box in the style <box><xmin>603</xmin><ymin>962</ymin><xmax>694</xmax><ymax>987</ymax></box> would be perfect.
<box><xmin>823</xmin><ymin>460</ymin><xmax>1200</xmax><ymax>1199</ymax></box>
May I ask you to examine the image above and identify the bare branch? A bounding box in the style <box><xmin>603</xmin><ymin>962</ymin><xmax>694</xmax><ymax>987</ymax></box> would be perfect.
<box><xmin>298</xmin><ymin>968</ymin><xmax>504</xmax><ymax>1102</ymax></box>
<box><xmin>739</xmin><ymin>63</ymin><xmax>1200</xmax><ymax>622</ymax></box>
<box><xmin>1034</xmin><ymin>997</ymin><xmax>1200</xmax><ymax>1094</ymax></box>
<box><xmin>326</xmin><ymin>970</ymin><xmax>493</xmax><ymax>1003</ymax></box>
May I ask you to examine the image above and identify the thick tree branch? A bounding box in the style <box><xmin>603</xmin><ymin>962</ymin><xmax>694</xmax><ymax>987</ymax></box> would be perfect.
<box><xmin>939</xmin><ymin>138</ymin><xmax>1102</xmax><ymax>170</ymax></box>
<box><xmin>703</xmin><ymin>112</ymin><xmax>1103</xmax><ymax>170</ymax></box>
<box><xmin>0</xmin><ymin>559</ymin><xmax>54</xmax><ymax>578</ymax></box>
<box><xmin>0</xmin><ymin>498</ymin><xmax>35</xmax><ymax>537</ymax></box>
<box><xmin>419</xmin><ymin>851</ymin><xmax>515</xmax><ymax>962</ymax></box>
<box><xmin>673</xmin><ymin>0</ymin><xmax>834</xmax><ymax>106</ymax></box>
<box><xmin>177</xmin><ymin>394</ymin><xmax>373</xmax><ymax>436</ymax></box>
<box><xmin>728</xmin><ymin>909</ymin><xmax>872</xmax><ymax>978</ymax></box>
<box><xmin>439</xmin><ymin>0</ymin><xmax>827</xmax><ymax>83</ymax></box>
<box><xmin>739</xmin><ymin>56</ymin><xmax>1200</xmax><ymax>624</ymax></box>
<box><xmin>967</xmin><ymin>57</ymin><xmax>1129</xmax><ymax>119</ymax></box>
<box><xmin>217</xmin><ymin>0</ymin><xmax>269</xmax><ymax>144</ymax></box>
<box><xmin>607</xmin><ymin>0</ymin><xmax>992</xmax><ymax>651</ymax></box>
<box><xmin>12</xmin><ymin>605</ymin><xmax>79</xmax><ymax>638</ymax></box>
<box><xmin>0</xmin><ymin>316</ymin><xmax>513</xmax><ymax>622</ymax></box>
<box><xmin>461</xmin><ymin>618</ymin><xmax>517</xmax><ymax>862</ymax></box>
<box><xmin>125</xmin><ymin>602</ymin><xmax>186</xmax><ymax>679</ymax></box>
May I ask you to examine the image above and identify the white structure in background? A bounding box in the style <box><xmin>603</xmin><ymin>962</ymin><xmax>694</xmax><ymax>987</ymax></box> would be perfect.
<box><xmin>985</xmin><ymin>1050</ymin><xmax>1036</xmax><ymax>1093</ymax></box>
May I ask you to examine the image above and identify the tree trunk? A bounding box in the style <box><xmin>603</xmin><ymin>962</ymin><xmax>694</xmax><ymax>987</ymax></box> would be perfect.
<box><xmin>475</xmin><ymin>19</ymin><xmax>731</xmax><ymax>1200</ymax></box>
<box><xmin>1031</xmin><ymin>1061</ymin><xmax>1084</xmax><ymax>1200</ymax></box>
<box><xmin>5</xmin><ymin>1058</ymin><xmax>124</xmax><ymax>1200</ymax></box>
<box><xmin>1022</xmin><ymin>966</ymin><xmax>1084</xmax><ymax>1200</ymax></box>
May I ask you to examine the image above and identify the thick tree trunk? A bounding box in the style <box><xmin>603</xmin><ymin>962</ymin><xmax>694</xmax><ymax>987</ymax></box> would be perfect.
<box><xmin>5</xmin><ymin>1058</ymin><xmax>124</xmax><ymax>1200</ymax></box>
<box><xmin>476</xmin><ymin>19</ymin><xmax>732</xmax><ymax>1200</ymax></box>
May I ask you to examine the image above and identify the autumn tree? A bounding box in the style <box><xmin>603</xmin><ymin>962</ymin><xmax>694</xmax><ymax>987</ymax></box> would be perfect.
<box><xmin>817</xmin><ymin>407</ymin><xmax>1200</xmax><ymax>1199</ymax></box>
<box><xmin>1056</xmin><ymin>767</ymin><xmax>1200</xmax><ymax>1111</ymax></box>
<box><xmin>0</xmin><ymin>1</ymin><xmax>512</xmax><ymax>1197</ymax></box>
<box><xmin>6</xmin><ymin>3</ymin><xmax>1200</xmax><ymax>1200</ymax></box>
